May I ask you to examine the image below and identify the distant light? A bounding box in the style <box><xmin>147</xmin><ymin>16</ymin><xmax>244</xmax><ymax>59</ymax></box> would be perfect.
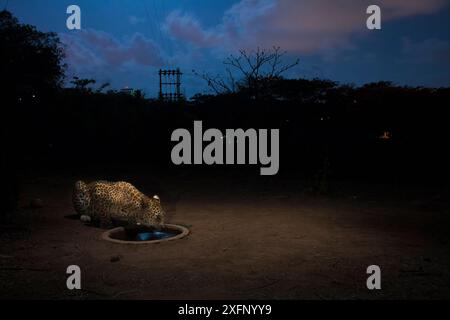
<box><xmin>379</xmin><ymin>131</ymin><xmax>392</xmax><ymax>140</ymax></box>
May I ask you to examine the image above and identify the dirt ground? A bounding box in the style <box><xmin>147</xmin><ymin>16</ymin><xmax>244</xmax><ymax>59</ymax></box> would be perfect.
<box><xmin>1</xmin><ymin>169</ymin><xmax>450</xmax><ymax>300</ymax></box>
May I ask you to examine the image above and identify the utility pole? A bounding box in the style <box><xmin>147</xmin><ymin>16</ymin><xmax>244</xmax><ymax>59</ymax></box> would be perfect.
<box><xmin>159</xmin><ymin>68</ymin><xmax>183</xmax><ymax>102</ymax></box>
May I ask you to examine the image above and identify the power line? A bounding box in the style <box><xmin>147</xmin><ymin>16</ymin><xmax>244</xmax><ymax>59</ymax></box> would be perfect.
<box><xmin>141</xmin><ymin>0</ymin><xmax>168</xmax><ymax>66</ymax></box>
<box><xmin>159</xmin><ymin>0</ymin><xmax>173</xmax><ymax>62</ymax></box>
<box><xmin>140</xmin><ymin>0</ymin><xmax>156</xmax><ymax>47</ymax></box>
<box><xmin>152</xmin><ymin>0</ymin><xmax>170</xmax><ymax>66</ymax></box>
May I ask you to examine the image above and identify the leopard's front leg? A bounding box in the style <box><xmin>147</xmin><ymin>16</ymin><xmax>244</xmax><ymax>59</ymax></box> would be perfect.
<box><xmin>95</xmin><ymin>206</ymin><xmax>113</xmax><ymax>229</ymax></box>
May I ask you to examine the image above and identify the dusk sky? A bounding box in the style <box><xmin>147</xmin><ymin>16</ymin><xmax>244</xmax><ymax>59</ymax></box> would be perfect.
<box><xmin>5</xmin><ymin>0</ymin><xmax>450</xmax><ymax>97</ymax></box>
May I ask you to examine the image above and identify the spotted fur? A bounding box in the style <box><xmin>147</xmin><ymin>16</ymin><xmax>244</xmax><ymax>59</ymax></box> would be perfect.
<box><xmin>72</xmin><ymin>180</ymin><xmax>165</xmax><ymax>228</ymax></box>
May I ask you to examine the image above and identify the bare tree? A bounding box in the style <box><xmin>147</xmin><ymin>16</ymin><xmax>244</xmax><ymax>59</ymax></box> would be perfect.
<box><xmin>194</xmin><ymin>46</ymin><xmax>299</xmax><ymax>97</ymax></box>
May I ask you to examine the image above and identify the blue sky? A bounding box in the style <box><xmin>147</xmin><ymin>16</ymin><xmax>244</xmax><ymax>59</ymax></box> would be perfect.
<box><xmin>5</xmin><ymin>0</ymin><xmax>450</xmax><ymax>97</ymax></box>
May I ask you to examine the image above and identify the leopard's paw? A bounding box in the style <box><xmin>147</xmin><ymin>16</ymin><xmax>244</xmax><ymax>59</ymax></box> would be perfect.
<box><xmin>80</xmin><ymin>215</ymin><xmax>92</xmax><ymax>223</ymax></box>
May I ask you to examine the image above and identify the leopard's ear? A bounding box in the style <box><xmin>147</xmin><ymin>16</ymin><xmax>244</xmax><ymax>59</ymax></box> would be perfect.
<box><xmin>153</xmin><ymin>195</ymin><xmax>160</xmax><ymax>202</ymax></box>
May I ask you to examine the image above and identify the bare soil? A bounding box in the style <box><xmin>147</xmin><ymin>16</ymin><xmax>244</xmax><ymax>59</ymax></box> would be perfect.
<box><xmin>1</xmin><ymin>171</ymin><xmax>450</xmax><ymax>300</ymax></box>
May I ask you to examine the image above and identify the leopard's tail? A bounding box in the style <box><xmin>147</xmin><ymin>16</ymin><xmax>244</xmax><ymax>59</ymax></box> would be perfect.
<box><xmin>72</xmin><ymin>181</ymin><xmax>90</xmax><ymax>216</ymax></box>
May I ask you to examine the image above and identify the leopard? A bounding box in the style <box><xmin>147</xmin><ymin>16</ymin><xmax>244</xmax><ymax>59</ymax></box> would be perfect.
<box><xmin>72</xmin><ymin>180</ymin><xmax>165</xmax><ymax>229</ymax></box>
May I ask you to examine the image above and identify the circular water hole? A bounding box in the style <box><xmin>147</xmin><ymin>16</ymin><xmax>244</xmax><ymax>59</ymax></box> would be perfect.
<box><xmin>102</xmin><ymin>224</ymin><xmax>189</xmax><ymax>244</ymax></box>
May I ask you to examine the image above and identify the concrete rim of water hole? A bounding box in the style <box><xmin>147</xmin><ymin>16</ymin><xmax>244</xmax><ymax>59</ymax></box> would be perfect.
<box><xmin>101</xmin><ymin>224</ymin><xmax>190</xmax><ymax>244</ymax></box>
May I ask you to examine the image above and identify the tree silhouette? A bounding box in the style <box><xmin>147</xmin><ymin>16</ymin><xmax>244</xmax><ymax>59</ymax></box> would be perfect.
<box><xmin>0</xmin><ymin>10</ymin><xmax>65</xmax><ymax>98</ymax></box>
<box><xmin>194</xmin><ymin>46</ymin><xmax>299</xmax><ymax>98</ymax></box>
<box><xmin>70</xmin><ymin>77</ymin><xmax>96</xmax><ymax>92</ymax></box>
<box><xmin>1</xmin><ymin>10</ymin><xmax>65</xmax><ymax>219</ymax></box>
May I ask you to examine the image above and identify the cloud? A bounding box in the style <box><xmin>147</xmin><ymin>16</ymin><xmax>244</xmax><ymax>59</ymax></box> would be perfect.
<box><xmin>164</xmin><ymin>0</ymin><xmax>448</xmax><ymax>54</ymax></box>
<box><xmin>60</xmin><ymin>29</ymin><xmax>164</xmax><ymax>72</ymax></box>
<box><xmin>164</xmin><ymin>11</ymin><xmax>222</xmax><ymax>48</ymax></box>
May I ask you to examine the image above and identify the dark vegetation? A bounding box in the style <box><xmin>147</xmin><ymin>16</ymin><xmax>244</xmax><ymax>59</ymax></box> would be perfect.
<box><xmin>1</xmin><ymin>10</ymin><xmax>449</xmax><ymax>220</ymax></box>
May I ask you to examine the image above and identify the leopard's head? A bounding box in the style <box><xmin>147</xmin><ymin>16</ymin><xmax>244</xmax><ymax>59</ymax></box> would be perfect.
<box><xmin>139</xmin><ymin>195</ymin><xmax>165</xmax><ymax>229</ymax></box>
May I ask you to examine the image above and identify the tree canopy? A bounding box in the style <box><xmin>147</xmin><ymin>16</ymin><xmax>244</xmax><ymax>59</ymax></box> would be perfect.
<box><xmin>0</xmin><ymin>10</ymin><xmax>65</xmax><ymax>98</ymax></box>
